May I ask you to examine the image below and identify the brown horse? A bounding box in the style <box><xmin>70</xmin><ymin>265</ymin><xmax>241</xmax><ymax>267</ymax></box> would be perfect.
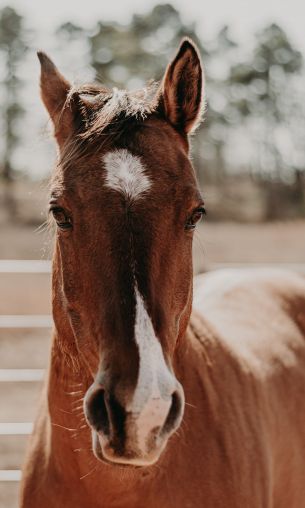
<box><xmin>20</xmin><ymin>38</ymin><xmax>305</xmax><ymax>508</ymax></box>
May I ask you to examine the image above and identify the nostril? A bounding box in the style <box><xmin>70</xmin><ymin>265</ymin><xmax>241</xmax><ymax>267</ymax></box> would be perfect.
<box><xmin>162</xmin><ymin>391</ymin><xmax>183</xmax><ymax>436</ymax></box>
<box><xmin>86</xmin><ymin>388</ymin><xmax>110</xmax><ymax>436</ymax></box>
<box><xmin>107</xmin><ymin>393</ymin><xmax>126</xmax><ymax>440</ymax></box>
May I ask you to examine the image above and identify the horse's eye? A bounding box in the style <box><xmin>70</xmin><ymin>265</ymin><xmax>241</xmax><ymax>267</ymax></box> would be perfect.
<box><xmin>185</xmin><ymin>207</ymin><xmax>206</xmax><ymax>231</ymax></box>
<box><xmin>50</xmin><ymin>207</ymin><xmax>72</xmax><ymax>230</ymax></box>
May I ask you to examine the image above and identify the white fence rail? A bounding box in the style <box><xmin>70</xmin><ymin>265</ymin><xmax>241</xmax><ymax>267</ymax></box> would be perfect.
<box><xmin>0</xmin><ymin>262</ymin><xmax>51</xmax><ymax>486</ymax></box>
<box><xmin>0</xmin><ymin>259</ymin><xmax>304</xmax><ymax>486</ymax></box>
<box><xmin>0</xmin><ymin>423</ymin><xmax>33</xmax><ymax>435</ymax></box>
<box><xmin>0</xmin><ymin>260</ymin><xmax>51</xmax><ymax>273</ymax></box>
<box><xmin>0</xmin><ymin>315</ymin><xmax>53</xmax><ymax>328</ymax></box>
<box><xmin>0</xmin><ymin>369</ymin><xmax>44</xmax><ymax>382</ymax></box>
<box><xmin>1</xmin><ymin>259</ymin><xmax>305</xmax><ymax>274</ymax></box>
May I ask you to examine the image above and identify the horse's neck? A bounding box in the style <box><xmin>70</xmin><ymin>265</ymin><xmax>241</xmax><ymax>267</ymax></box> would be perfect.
<box><xmin>45</xmin><ymin>333</ymin><xmax>90</xmax><ymax>473</ymax></box>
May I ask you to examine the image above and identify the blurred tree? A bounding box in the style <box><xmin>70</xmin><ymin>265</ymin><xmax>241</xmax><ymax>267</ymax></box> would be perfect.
<box><xmin>229</xmin><ymin>24</ymin><xmax>303</xmax><ymax>218</ymax></box>
<box><xmin>88</xmin><ymin>4</ymin><xmax>205</xmax><ymax>89</ymax></box>
<box><xmin>0</xmin><ymin>6</ymin><xmax>28</xmax><ymax>218</ymax></box>
<box><xmin>56</xmin><ymin>22</ymin><xmax>84</xmax><ymax>40</ymax></box>
<box><xmin>56</xmin><ymin>21</ymin><xmax>93</xmax><ymax>85</ymax></box>
<box><xmin>200</xmin><ymin>25</ymin><xmax>238</xmax><ymax>184</ymax></box>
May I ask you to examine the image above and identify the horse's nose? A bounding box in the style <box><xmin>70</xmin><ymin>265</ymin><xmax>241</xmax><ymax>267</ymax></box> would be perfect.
<box><xmin>84</xmin><ymin>382</ymin><xmax>184</xmax><ymax>464</ymax></box>
<box><xmin>84</xmin><ymin>384</ymin><xmax>125</xmax><ymax>442</ymax></box>
<box><xmin>160</xmin><ymin>389</ymin><xmax>184</xmax><ymax>436</ymax></box>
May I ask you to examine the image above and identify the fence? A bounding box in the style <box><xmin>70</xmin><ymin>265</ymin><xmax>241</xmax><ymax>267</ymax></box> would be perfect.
<box><xmin>0</xmin><ymin>260</ymin><xmax>51</xmax><ymax>507</ymax></box>
<box><xmin>0</xmin><ymin>259</ymin><xmax>304</xmax><ymax>508</ymax></box>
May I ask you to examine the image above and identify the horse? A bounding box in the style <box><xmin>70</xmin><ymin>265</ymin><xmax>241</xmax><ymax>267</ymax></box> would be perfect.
<box><xmin>20</xmin><ymin>38</ymin><xmax>305</xmax><ymax>508</ymax></box>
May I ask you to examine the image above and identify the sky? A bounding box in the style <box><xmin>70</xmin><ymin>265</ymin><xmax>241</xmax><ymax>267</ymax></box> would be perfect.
<box><xmin>1</xmin><ymin>0</ymin><xmax>304</xmax><ymax>178</ymax></box>
<box><xmin>2</xmin><ymin>0</ymin><xmax>305</xmax><ymax>53</ymax></box>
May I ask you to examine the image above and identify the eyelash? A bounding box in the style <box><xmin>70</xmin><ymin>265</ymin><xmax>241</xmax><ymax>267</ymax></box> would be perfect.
<box><xmin>185</xmin><ymin>207</ymin><xmax>206</xmax><ymax>231</ymax></box>
<box><xmin>50</xmin><ymin>207</ymin><xmax>73</xmax><ymax>230</ymax></box>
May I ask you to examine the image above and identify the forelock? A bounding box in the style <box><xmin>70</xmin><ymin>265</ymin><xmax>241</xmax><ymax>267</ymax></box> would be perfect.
<box><xmin>56</xmin><ymin>82</ymin><xmax>162</xmax><ymax>177</ymax></box>
<box><xmin>65</xmin><ymin>81</ymin><xmax>160</xmax><ymax>141</ymax></box>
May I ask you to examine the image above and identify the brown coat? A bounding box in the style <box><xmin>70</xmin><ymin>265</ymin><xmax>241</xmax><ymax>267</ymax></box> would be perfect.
<box><xmin>21</xmin><ymin>269</ymin><xmax>305</xmax><ymax>507</ymax></box>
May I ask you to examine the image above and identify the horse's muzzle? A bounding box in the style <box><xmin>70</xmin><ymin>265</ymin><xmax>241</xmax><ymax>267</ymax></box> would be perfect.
<box><xmin>84</xmin><ymin>381</ymin><xmax>184</xmax><ymax>466</ymax></box>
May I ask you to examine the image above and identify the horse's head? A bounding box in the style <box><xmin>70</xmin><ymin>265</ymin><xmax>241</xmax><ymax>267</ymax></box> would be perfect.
<box><xmin>39</xmin><ymin>39</ymin><xmax>204</xmax><ymax>467</ymax></box>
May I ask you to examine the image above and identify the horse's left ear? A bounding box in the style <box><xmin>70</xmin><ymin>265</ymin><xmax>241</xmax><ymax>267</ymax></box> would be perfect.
<box><xmin>158</xmin><ymin>38</ymin><xmax>204</xmax><ymax>134</ymax></box>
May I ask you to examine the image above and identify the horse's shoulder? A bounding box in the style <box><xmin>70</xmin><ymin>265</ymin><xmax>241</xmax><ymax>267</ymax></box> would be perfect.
<box><xmin>194</xmin><ymin>267</ymin><xmax>305</xmax><ymax>300</ymax></box>
<box><xmin>193</xmin><ymin>268</ymin><xmax>305</xmax><ymax>319</ymax></box>
<box><xmin>190</xmin><ymin>269</ymin><xmax>305</xmax><ymax>375</ymax></box>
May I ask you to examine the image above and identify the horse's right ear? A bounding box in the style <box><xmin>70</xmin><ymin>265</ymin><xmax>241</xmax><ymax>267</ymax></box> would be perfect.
<box><xmin>37</xmin><ymin>51</ymin><xmax>74</xmax><ymax>146</ymax></box>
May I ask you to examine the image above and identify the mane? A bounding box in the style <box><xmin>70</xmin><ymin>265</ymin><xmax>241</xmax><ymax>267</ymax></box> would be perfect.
<box><xmin>66</xmin><ymin>81</ymin><xmax>160</xmax><ymax>141</ymax></box>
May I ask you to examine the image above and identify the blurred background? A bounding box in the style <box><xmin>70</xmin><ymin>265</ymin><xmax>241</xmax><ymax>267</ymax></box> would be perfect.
<box><xmin>0</xmin><ymin>0</ymin><xmax>304</xmax><ymax>266</ymax></box>
<box><xmin>0</xmin><ymin>1</ymin><xmax>304</xmax><ymax>506</ymax></box>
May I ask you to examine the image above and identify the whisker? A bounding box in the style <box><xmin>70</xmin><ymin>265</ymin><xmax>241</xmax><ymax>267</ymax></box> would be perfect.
<box><xmin>80</xmin><ymin>465</ymin><xmax>97</xmax><ymax>481</ymax></box>
<box><xmin>71</xmin><ymin>432</ymin><xmax>80</xmax><ymax>439</ymax></box>
<box><xmin>65</xmin><ymin>390</ymin><xmax>84</xmax><ymax>396</ymax></box>
<box><xmin>194</xmin><ymin>230</ymin><xmax>206</xmax><ymax>258</ymax></box>
<box><xmin>71</xmin><ymin>399</ymin><xmax>84</xmax><ymax>407</ymax></box>
<box><xmin>72</xmin><ymin>411</ymin><xmax>86</xmax><ymax>418</ymax></box>
<box><xmin>52</xmin><ymin>423</ymin><xmax>77</xmax><ymax>432</ymax></box>
<box><xmin>72</xmin><ymin>405</ymin><xmax>84</xmax><ymax>411</ymax></box>
<box><xmin>185</xmin><ymin>401</ymin><xmax>197</xmax><ymax>409</ymax></box>
<box><xmin>73</xmin><ymin>447</ymin><xmax>93</xmax><ymax>453</ymax></box>
<box><xmin>34</xmin><ymin>220</ymin><xmax>49</xmax><ymax>234</ymax></box>
<box><xmin>59</xmin><ymin>408</ymin><xmax>74</xmax><ymax>415</ymax></box>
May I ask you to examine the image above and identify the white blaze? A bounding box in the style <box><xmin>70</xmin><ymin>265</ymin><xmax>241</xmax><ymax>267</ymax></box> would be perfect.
<box><xmin>129</xmin><ymin>287</ymin><xmax>175</xmax><ymax>453</ymax></box>
<box><xmin>103</xmin><ymin>149</ymin><xmax>151</xmax><ymax>200</ymax></box>
<box><xmin>102</xmin><ymin>149</ymin><xmax>177</xmax><ymax>455</ymax></box>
